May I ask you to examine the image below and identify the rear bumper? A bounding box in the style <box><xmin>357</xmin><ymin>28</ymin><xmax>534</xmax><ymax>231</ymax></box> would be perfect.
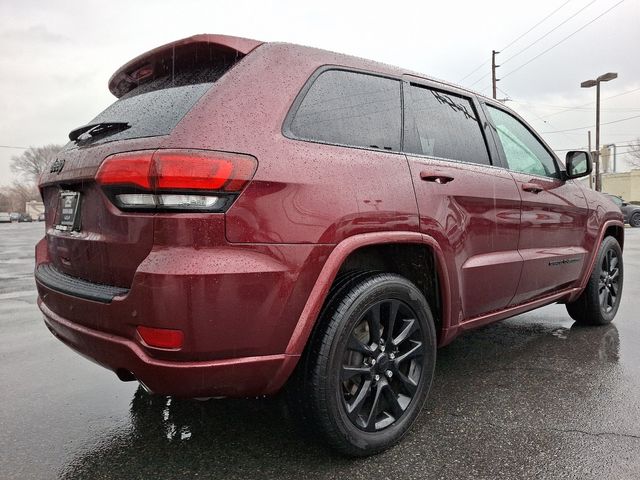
<box><xmin>39</xmin><ymin>299</ymin><xmax>299</xmax><ymax>397</ymax></box>
<box><xmin>36</xmin><ymin>237</ymin><xmax>332</xmax><ymax>397</ymax></box>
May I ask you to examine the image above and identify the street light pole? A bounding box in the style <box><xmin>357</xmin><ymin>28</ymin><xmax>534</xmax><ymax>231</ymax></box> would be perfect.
<box><xmin>581</xmin><ymin>72</ymin><xmax>618</xmax><ymax>192</ymax></box>
<box><xmin>596</xmin><ymin>80</ymin><xmax>600</xmax><ymax>189</ymax></box>
<box><xmin>587</xmin><ymin>130</ymin><xmax>593</xmax><ymax>188</ymax></box>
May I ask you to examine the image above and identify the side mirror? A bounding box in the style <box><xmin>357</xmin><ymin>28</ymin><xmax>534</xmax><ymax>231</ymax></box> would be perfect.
<box><xmin>565</xmin><ymin>151</ymin><xmax>592</xmax><ymax>179</ymax></box>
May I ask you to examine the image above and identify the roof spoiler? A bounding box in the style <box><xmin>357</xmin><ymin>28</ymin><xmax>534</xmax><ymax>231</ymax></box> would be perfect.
<box><xmin>108</xmin><ymin>34</ymin><xmax>263</xmax><ymax>98</ymax></box>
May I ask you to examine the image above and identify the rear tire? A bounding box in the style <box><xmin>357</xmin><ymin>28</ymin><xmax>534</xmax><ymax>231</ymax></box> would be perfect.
<box><xmin>566</xmin><ymin>236</ymin><xmax>623</xmax><ymax>325</ymax></box>
<box><xmin>630</xmin><ymin>212</ymin><xmax>640</xmax><ymax>228</ymax></box>
<box><xmin>287</xmin><ymin>272</ymin><xmax>436</xmax><ymax>456</ymax></box>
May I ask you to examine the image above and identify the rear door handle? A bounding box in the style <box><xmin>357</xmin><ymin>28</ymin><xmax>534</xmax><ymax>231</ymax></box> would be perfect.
<box><xmin>522</xmin><ymin>183</ymin><xmax>543</xmax><ymax>194</ymax></box>
<box><xmin>420</xmin><ymin>171</ymin><xmax>454</xmax><ymax>184</ymax></box>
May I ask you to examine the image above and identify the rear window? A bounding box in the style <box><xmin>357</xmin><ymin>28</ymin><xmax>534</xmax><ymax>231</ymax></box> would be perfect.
<box><xmin>76</xmin><ymin>66</ymin><xmax>226</xmax><ymax>145</ymax></box>
<box><xmin>288</xmin><ymin>70</ymin><xmax>401</xmax><ymax>151</ymax></box>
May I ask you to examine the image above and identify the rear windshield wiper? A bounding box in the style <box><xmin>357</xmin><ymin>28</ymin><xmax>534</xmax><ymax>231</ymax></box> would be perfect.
<box><xmin>69</xmin><ymin>122</ymin><xmax>131</xmax><ymax>142</ymax></box>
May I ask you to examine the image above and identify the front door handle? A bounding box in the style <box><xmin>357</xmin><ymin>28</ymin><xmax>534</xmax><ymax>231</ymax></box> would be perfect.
<box><xmin>420</xmin><ymin>171</ymin><xmax>454</xmax><ymax>184</ymax></box>
<box><xmin>522</xmin><ymin>183</ymin><xmax>543</xmax><ymax>194</ymax></box>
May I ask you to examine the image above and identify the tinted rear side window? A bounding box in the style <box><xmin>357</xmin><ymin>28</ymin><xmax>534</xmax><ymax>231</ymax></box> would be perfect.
<box><xmin>404</xmin><ymin>85</ymin><xmax>490</xmax><ymax>165</ymax></box>
<box><xmin>289</xmin><ymin>70</ymin><xmax>401</xmax><ymax>151</ymax></box>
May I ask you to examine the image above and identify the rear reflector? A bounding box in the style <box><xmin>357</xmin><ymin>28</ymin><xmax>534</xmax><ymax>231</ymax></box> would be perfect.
<box><xmin>137</xmin><ymin>326</ymin><xmax>184</xmax><ymax>349</ymax></box>
<box><xmin>96</xmin><ymin>149</ymin><xmax>257</xmax><ymax>212</ymax></box>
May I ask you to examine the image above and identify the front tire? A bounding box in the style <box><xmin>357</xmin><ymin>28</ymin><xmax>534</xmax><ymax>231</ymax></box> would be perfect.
<box><xmin>630</xmin><ymin>212</ymin><xmax>640</xmax><ymax>228</ymax></box>
<box><xmin>566</xmin><ymin>236</ymin><xmax>623</xmax><ymax>325</ymax></box>
<box><xmin>288</xmin><ymin>273</ymin><xmax>436</xmax><ymax>456</ymax></box>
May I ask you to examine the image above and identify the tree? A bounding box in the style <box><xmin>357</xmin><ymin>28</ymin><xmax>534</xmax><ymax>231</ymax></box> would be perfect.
<box><xmin>6</xmin><ymin>181</ymin><xmax>40</xmax><ymax>212</ymax></box>
<box><xmin>10</xmin><ymin>144</ymin><xmax>64</xmax><ymax>183</ymax></box>
<box><xmin>0</xmin><ymin>192</ymin><xmax>10</xmax><ymax>211</ymax></box>
<box><xmin>628</xmin><ymin>138</ymin><xmax>640</xmax><ymax>168</ymax></box>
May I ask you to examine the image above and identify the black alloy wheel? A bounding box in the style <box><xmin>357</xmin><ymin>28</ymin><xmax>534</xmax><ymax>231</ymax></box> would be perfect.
<box><xmin>340</xmin><ymin>299</ymin><xmax>425</xmax><ymax>432</ymax></box>
<box><xmin>566</xmin><ymin>236</ymin><xmax>623</xmax><ymax>325</ymax></box>
<box><xmin>598</xmin><ymin>247</ymin><xmax>620</xmax><ymax>314</ymax></box>
<box><xmin>287</xmin><ymin>273</ymin><xmax>436</xmax><ymax>456</ymax></box>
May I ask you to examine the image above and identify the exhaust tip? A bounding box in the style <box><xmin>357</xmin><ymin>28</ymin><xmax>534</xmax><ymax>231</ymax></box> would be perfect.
<box><xmin>115</xmin><ymin>368</ymin><xmax>136</xmax><ymax>382</ymax></box>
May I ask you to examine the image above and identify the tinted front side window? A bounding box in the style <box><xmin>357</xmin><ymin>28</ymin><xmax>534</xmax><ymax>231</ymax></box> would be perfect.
<box><xmin>487</xmin><ymin>105</ymin><xmax>558</xmax><ymax>178</ymax></box>
<box><xmin>404</xmin><ymin>85</ymin><xmax>490</xmax><ymax>165</ymax></box>
<box><xmin>289</xmin><ymin>70</ymin><xmax>401</xmax><ymax>151</ymax></box>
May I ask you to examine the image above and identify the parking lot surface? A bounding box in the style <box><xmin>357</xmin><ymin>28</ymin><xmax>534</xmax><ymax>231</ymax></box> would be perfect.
<box><xmin>1</xmin><ymin>222</ymin><xmax>639</xmax><ymax>479</ymax></box>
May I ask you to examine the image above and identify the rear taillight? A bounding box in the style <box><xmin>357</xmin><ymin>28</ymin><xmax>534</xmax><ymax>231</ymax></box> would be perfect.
<box><xmin>95</xmin><ymin>149</ymin><xmax>257</xmax><ymax>212</ymax></box>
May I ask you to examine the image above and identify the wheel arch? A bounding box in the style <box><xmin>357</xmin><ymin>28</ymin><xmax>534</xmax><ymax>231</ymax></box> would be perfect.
<box><xmin>573</xmin><ymin>219</ymin><xmax>625</xmax><ymax>298</ymax></box>
<box><xmin>604</xmin><ymin>223</ymin><xmax>624</xmax><ymax>251</ymax></box>
<box><xmin>285</xmin><ymin>232</ymin><xmax>451</xmax><ymax>358</ymax></box>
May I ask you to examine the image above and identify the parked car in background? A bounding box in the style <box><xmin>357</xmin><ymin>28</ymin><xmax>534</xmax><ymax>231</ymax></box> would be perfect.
<box><xmin>10</xmin><ymin>212</ymin><xmax>20</xmax><ymax>222</ymax></box>
<box><xmin>0</xmin><ymin>212</ymin><xmax>11</xmax><ymax>223</ymax></box>
<box><xmin>35</xmin><ymin>34</ymin><xmax>625</xmax><ymax>456</ymax></box>
<box><xmin>605</xmin><ymin>193</ymin><xmax>640</xmax><ymax>227</ymax></box>
<box><xmin>37</xmin><ymin>213</ymin><xmax>45</xmax><ymax>222</ymax></box>
<box><xmin>18</xmin><ymin>214</ymin><xmax>33</xmax><ymax>223</ymax></box>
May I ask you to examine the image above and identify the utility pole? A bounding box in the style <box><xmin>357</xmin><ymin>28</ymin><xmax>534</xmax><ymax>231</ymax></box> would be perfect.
<box><xmin>491</xmin><ymin>50</ymin><xmax>499</xmax><ymax>99</ymax></box>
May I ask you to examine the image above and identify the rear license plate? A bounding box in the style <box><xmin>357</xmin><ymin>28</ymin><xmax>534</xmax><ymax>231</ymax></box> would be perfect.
<box><xmin>55</xmin><ymin>191</ymin><xmax>81</xmax><ymax>231</ymax></box>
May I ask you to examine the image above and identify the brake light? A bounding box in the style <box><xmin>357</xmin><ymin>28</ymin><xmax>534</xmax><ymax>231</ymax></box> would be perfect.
<box><xmin>95</xmin><ymin>149</ymin><xmax>257</xmax><ymax>212</ymax></box>
<box><xmin>154</xmin><ymin>151</ymin><xmax>235</xmax><ymax>190</ymax></box>
<box><xmin>137</xmin><ymin>326</ymin><xmax>184</xmax><ymax>349</ymax></box>
<box><xmin>95</xmin><ymin>152</ymin><xmax>152</xmax><ymax>189</ymax></box>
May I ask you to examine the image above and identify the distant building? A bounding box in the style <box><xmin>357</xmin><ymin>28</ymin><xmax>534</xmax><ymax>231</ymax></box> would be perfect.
<box><xmin>602</xmin><ymin>170</ymin><xmax>640</xmax><ymax>203</ymax></box>
<box><xmin>25</xmin><ymin>200</ymin><xmax>44</xmax><ymax>217</ymax></box>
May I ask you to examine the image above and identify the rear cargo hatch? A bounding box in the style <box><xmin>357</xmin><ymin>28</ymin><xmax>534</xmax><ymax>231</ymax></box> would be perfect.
<box><xmin>39</xmin><ymin>35</ymin><xmax>261</xmax><ymax>288</ymax></box>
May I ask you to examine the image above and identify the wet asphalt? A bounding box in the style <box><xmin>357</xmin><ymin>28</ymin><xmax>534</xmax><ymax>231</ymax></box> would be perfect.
<box><xmin>1</xmin><ymin>222</ymin><xmax>639</xmax><ymax>479</ymax></box>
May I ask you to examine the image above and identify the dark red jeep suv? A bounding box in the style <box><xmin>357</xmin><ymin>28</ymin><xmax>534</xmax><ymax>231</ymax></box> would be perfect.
<box><xmin>36</xmin><ymin>34</ymin><xmax>624</xmax><ymax>455</ymax></box>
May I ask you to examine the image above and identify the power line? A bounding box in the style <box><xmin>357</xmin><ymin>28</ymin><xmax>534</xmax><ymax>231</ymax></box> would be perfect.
<box><xmin>459</xmin><ymin>61</ymin><xmax>490</xmax><ymax>83</ymax></box>
<box><xmin>538</xmin><ymin>86</ymin><xmax>640</xmax><ymax>118</ymax></box>
<box><xmin>501</xmin><ymin>0</ymin><xmax>573</xmax><ymax>52</ymax></box>
<box><xmin>0</xmin><ymin>145</ymin><xmax>28</xmax><ymax>150</ymax></box>
<box><xmin>501</xmin><ymin>86</ymin><xmax>640</xmax><ymax>120</ymax></box>
<box><xmin>553</xmin><ymin>146</ymin><xmax>589</xmax><ymax>151</ymax></box>
<box><xmin>502</xmin><ymin>87</ymin><xmax>582</xmax><ymax>143</ymax></box>
<box><xmin>541</xmin><ymin>113</ymin><xmax>640</xmax><ymax>133</ymax></box>
<box><xmin>468</xmin><ymin>72</ymin><xmax>491</xmax><ymax>89</ymax></box>
<box><xmin>460</xmin><ymin>0</ymin><xmax>571</xmax><ymax>84</ymax></box>
<box><xmin>540</xmin><ymin>106</ymin><xmax>640</xmax><ymax>112</ymax></box>
<box><xmin>500</xmin><ymin>0</ymin><xmax>598</xmax><ymax>66</ymax></box>
<box><xmin>470</xmin><ymin>0</ymin><xmax>595</xmax><ymax>88</ymax></box>
<box><xmin>603</xmin><ymin>86</ymin><xmax>640</xmax><ymax>101</ymax></box>
<box><xmin>554</xmin><ymin>141</ymin><xmax>639</xmax><ymax>151</ymax></box>
<box><xmin>501</xmin><ymin>0</ymin><xmax>626</xmax><ymax>80</ymax></box>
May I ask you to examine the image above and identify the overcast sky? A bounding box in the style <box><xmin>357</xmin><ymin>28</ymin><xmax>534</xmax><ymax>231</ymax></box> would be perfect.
<box><xmin>1</xmin><ymin>0</ymin><xmax>639</xmax><ymax>186</ymax></box>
